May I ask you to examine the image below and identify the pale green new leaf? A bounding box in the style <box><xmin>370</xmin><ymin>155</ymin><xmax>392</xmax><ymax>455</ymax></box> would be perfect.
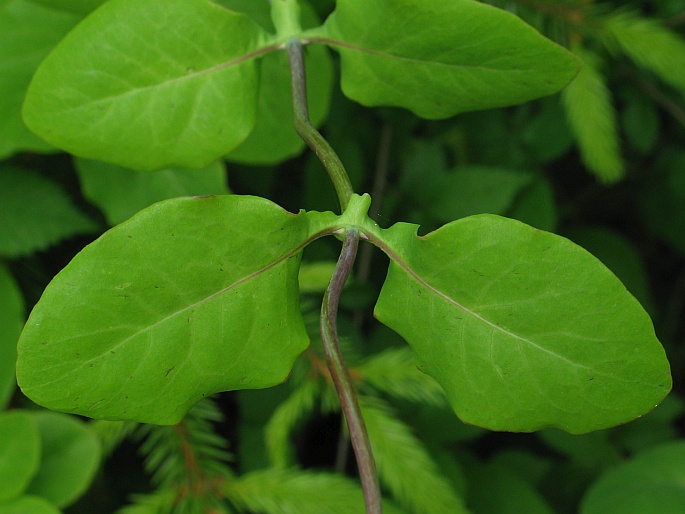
<box><xmin>0</xmin><ymin>166</ymin><xmax>98</xmax><ymax>257</ymax></box>
<box><xmin>16</xmin><ymin>195</ymin><xmax>328</xmax><ymax>424</ymax></box>
<box><xmin>23</xmin><ymin>0</ymin><xmax>272</xmax><ymax>170</ymax></box>
<box><xmin>361</xmin><ymin>398</ymin><xmax>468</xmax><ymax>514</ymax></box>
<box><xmin>0</xmin><ymin>0</ymin><xmax>79</xmax><ymax>158</ymax></box>
<box><xmin>603</xmin><ymin>11</ymin><xmax>685</xmax><ymax>95</ymax></box>
<box><xmin>562</xmin><ymin>46</ymin><xmax>624</xmax><ymax>183</ymax></box>
<box><xmin>0</xmin><ymin>265</ymin><xmax>23</xmax><ymax>408</ymax></box>
<box><xmin>25</xmin><ymin>412</ymin><xmax>101</xmax><ymax>508</ymax></box>
<box><xmin>308</xmin><ymin>0</ymin><xmax>580</xmax><ymax>118</ymax></box>
<box><xmin>372</xmin><ymin>215</ymin><xmax>671</xmax><ymax>433</ymax></box>
<box><xmin>75</xmin><ymin>158</ymin><xmax>230</xmax><ymax>225</ymax></box>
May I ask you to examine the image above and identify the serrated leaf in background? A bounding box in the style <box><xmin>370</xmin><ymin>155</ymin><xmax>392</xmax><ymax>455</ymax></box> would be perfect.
<box><xmin>24</xmin><ymin>412</ymin><xmax>101</xmax><ymax>508</ymax></box>
<box><xmin>16</xmin><ymin>196</ymin><xmax>318</xmax><ymax>423</ymax></box>
<box><xmin>562</xmin><ymin>46</ymin><xmax>624</xmax><ymax>183</ymax></box>
<box><xmin>580</xmin><ymin>441</ymin><xmax>685</xmax><ymax>513</ymax></box>
<box><xmin>0</xmin><ymin>166</ymin><xmax>97</xmax><ymax>258</ymax></box>
<box><xmin>373</xmin><ymin>215</ymin><xmax>671</xmax><ymax>433</ymax></box>
<box><xmin>361</xmin><ymin>398</ymin><xmax>468</xmax><ymax>514</ymax></box>
<box><xmin>309</xmin><ymin>0</ymin><xmax>580</xmax><ymax>118</ymax></box>
<box><xmin>0</xmin><ymin>265</ymin><xmax>23</xmax><ymax>408</ymax></box>
<box><xmin>75</xmin><ymin>158</ymin><xmax>230</xmax><ymax>225</ymax></box>
<box><xmin>22</xmin><ymin>0</ymin><xmax>270</xmax><ymax>170</ymax></box>
<box><xmin>604</xmin><ymin>11</ymin><xmax>685</xmax><ymax>95</ymax></box>
<box><xmin>0</xmin><ymin>0</ymin><xmax>79</xmax><ymax>159</ymax></box>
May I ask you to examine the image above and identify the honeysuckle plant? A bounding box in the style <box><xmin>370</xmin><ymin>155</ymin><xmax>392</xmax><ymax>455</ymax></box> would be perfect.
<box><xmin>13</xmin><ymin>0</ymin><xmax>671</xmax><ymax>512</ymax></box>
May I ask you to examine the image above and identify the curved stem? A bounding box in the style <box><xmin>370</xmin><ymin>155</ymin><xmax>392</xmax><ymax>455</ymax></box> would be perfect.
<box><xmin>287</xmin><ymin>38</ymin><xmax>354</xmax><ymax>212</ymax></box>
<box><xmin>321</xmin><ymin>229</ymin><xmax>382</xmax><ymax>514</ymax></box>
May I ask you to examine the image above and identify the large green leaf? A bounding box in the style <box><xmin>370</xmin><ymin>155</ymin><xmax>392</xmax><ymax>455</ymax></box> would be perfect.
<box><xmin>16</xmin><ymin>195</ymin><xmax>329</xmax><ymax>424</ymax></box>
<box><xmin>0</xmin><ymin>0</ymin><xmax>79</xmax><ymax>159</ymax></box>
<box><xmin>25</xmin><ymin>412</ymin><xmax>100</xmax><ymax>508</ymax></box>
<box><xmin>0</xmin><ymin>265</ymin><xmax>24</xmax><ymax>408</ymax></box>
<box><xmin>372</xmin><ymin>214</ymin><xmax>671</xmax><ymax>433</ymax></box>
<box><xmin>75</xmin><ymin>158</ymin><xmax>230</xmax><ymax>225</ymax></box>
<box><xmin>0</xmin><ymin>411</ymin><xmax>39</xmax><ymax>503</ymax></box>
<box><xmin>580</xmin><ymin>442</ymin><xmax>685</xmax><ymax>514</ymax></box>
<box><xmin>22</xmin><ymin>0</ymin><xmax>271</xmax><ymax>170</ymax></box>
<box><xmin>308</xmin><ymin>0</ymin><xmax>580</xmax><ymax>118</ymax></box>
<box><xmin>28</xmin><ymin>0</ymin><xmax>105</xmax><ymax>15</ymax></box>
<box><xmin>0</xmin><ymin>166</ymin><xmax>97</xmax><ymax>258</ymax></box>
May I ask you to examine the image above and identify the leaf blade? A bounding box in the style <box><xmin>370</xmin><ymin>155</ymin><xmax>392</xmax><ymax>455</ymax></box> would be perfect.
<box><xmin>22</xmin><ymin>0</ymin><xmax>272</xmax><ymax>170</ymax></box>
<box><xmin>311</xmin><ymin>0</ymin><xmax>580</xmax><ymax>118</ymax></box>
<box><xmin>372</xmin><ymin>215</ymin><xmax>671</xmax><ymax>433</ymax></box>
<box><xmin>16</xmin><ymin>195</ymin><xmax>322</xmax><ymax>424</ymax></box>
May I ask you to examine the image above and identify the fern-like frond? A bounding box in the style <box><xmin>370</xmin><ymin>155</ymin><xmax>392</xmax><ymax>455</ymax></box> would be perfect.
<box><xmin>603</xmin><ymin>11</ymin><xmax>685</xmax><ymax>94</ymax></box>
<box><xmin>131</xmin><ymin>398</ymin><xmax>233</xmax><ymax>512</ymax></box>
<box><xmin>360</xmin><ymin>397</ymin><xmax>468</xmax><ymax>514</ymax></box>
<box><xmin>355</xmin><ymin>347</ymin><xmax>446</xmax><ymax>407</ymax></box>
<box><xmin>562</xmin><ymin>46</ymin><xmax>624</xmax><ymax>183</ymax></box>
<box><xmin>223</xmin><ymin>468</ymin><xmax>407</xmax><ymax>514</ymax></box>
<box><xmin>265</xmin><ymin>378</ymin><xmax>323</xmax><ymax>468</ymax></box>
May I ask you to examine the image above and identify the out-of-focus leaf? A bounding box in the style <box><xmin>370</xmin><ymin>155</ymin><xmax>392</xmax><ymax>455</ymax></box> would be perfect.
<box><xmin>75</xmin><ymin>158</ymin><xmax>229</xmax><ymax>225</ymax></box>
<box><xmin>0</xmin><ymin>166</ymin><xmax>97</xmax><ymax>258</ymax></box>
<box><xmin>0</xmin><ymin>265</ymin><xmax>23</xmax><ymax>408</ymax></box>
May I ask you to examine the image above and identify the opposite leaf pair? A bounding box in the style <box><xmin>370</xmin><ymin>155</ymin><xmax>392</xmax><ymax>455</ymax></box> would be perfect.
<box><xmin>16</xmin><ymin>194</ymin><xmax>671</xmax><ymax>433</ymax></box>
<box><xmin>22</xmin><ymin>0</ymin><xmax>579</xmax><ymax>170</ymax></box>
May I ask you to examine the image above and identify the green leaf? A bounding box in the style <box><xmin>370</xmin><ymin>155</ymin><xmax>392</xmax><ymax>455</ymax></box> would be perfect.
<box><xmin>309</xmin><ymin>0</ymin><xmax>580</xmax><ymax>118</ymax></box>
<box><xmin>621</xmin><ymin>89</ymin><xmax>660</xmax><ymax>155</ymax></box>
<box><xmin>22</xmin><ymin>0</ymin><xmax>272</xmax><ymax>170</ymax></box>
<box><xmin>28</xmin><ymin>0</ymin><xmax>105</xmax><ymax>15</ymax></box>
<box><xmin>563</xmin><ymin>226</ymin><xmax>654</xmax><ymax>315</ymax></box>
<box><xmin>0</xmin><ymin>265</ymin><xmax>24</xmax><ymax>408</ymax></box>
<box><xmin>24</xmin><ymin>412</ymin><xmax>101</xmax><ymax>508</ymax></box>
<box><xmin>16</xmin><ymin>195</ymin><xmax>329</xmax><ymax>424</ymax></box>
<box><xmin>224</xmin><ymin>468</ymin><xmax>407</xmax><ymax>514</ymax></box>
<box><xmin>0</xmin><ymin>411</ymin><xmax>40</xmax><ymax>502</ymax></box>
<box><xmin>226</xmin><ymin>4</ymin><xmax>334</xmax><ymax>164</ymax></box>
<box><xmin>75</xmin><ymin>158</ymin><xmax>230</xmax><ymax>225</ymax></box>
<box><xmin>603</xmin><ymin>11</ymin><xmax>685</xmax><ymax>95</ymax></box>
<box><xmin>426</xmin><ymin>167</ymin><xmax>533</xmax><ymax>222</ymax></box>
<box><xmin>562</xmin><ymin>46</ymin><xmax>624</xmax><ymax>183</ymax></box>
<box><xmin>580</xmin><ymin>441</ymin><xmax>685</xmax><ymax>514</ymax></box>
<box><xmin>361</xmin><ymin>398</ymin><xmax>468</xmax><ymax>514</ymax></box>
<box><xmin>0</xmin><ymin>166</ymin><xmax>97</xmax><ymax>258</ymax></box>
<box><xmin>467</xmin><ymin>462</ymin><xmax>555</xmax><ymax>514</ymax></box>
<box><xmin>639</xmin><ymin>150</ymin><xmax>685</xmax><ymax>254</ymax></box>
<box><xmin>0</xmin><ymin>496</ymin><xmax>61</xmax><ymax>514</ymax></box>
<box><xmin>507</xmin><ymin>175</ymin><xmax>558</xmax><ymax>232</ymax></box>
<box><xmin>371</xmin><ymin>214</ymin><xmax>671</xmax><ymax>433</ymax></box>
<box><xmin>0</xmin><ymin>0</ymin><xmax>79</xmax><ymax>159</ymax></box>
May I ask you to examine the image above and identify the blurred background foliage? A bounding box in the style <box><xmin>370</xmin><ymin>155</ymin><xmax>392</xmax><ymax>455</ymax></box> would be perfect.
<box><xmin>1</xmin><ymin>0</ymin><xmax>685</xmax><ymax>512</ymax></box>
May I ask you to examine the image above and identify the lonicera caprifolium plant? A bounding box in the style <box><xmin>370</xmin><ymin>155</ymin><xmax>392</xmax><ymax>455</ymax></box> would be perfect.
<box><xmin>2</xmin><ymin>0</ymin><xmax>684</xmax><ymax>512</ymax></box>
